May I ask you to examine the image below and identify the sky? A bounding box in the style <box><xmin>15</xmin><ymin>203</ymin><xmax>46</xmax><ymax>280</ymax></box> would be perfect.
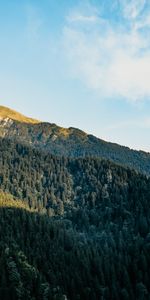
<box><xmin>0</xmin><ymin>0</ymin><xmax>150</xmax><ymax>152</ymax></box>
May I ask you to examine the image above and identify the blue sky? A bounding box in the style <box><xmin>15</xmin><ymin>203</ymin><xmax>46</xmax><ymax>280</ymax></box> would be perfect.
<box><xmin>1</xmin><ymin>0</ymin><xmax>150</xmax><ymax>152</ymax></box>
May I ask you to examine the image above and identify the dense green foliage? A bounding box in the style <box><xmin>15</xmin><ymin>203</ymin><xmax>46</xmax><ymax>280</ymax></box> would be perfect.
<box><xmin>0</xmin><ymin>188</ymin><xmax>150</xmax><ymax>300</ymax></box>
<box><xmin>1</xmin><ymin>138</ymin><xmax>150</xmax><ymax>217</ymax></box>
<box><xmin>1</xmin><ymin>119</ymin><xmax>150</xmax><ymax>175</ymax></box>
<box><xmin>1</xmin><ymin>138</ymin><xmax>150</xmax><ymax>299</ymax></box>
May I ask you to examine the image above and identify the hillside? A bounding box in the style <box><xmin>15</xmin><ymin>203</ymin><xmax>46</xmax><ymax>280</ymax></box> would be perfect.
<box><xmin>0</xmin><ymin>106</ymin><xmax>150</xmax><ymax>175</ymax></box>
<box><xmin>1</xmin><ymin>137</ymin><xmax>150</xmax><ymax>217</ymax></box>
<box><xmin>0</xmin><ymin>145</ymin><xmax>150</xmax><ymax>299</ymax></box>
<box><xmin>0</xmin><ymin>127</ymin><xmax>150</xmax><ymax>299</ymax></box>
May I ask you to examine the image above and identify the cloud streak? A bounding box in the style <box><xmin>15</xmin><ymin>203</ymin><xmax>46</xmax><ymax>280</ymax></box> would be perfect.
<box><xmin>120</xmin><ymin>0</ymin><xmax>146</xmax><ymax>19</ymax></box>
<box><xmin>63</xmin><ymin>0</ymin><xmax>150</xmax><ymax>102</ymax></box>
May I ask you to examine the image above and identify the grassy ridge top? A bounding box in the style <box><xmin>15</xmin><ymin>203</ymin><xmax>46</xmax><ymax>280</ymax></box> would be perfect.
<box><xmin>0</xmin><ymin>105</ymin><xmax>88</xmax><ymax>139</ymax></box>
<box><xmin>0</xmin><ymin>105</ymin><xmax>40</xmax><ymax>124</ymax></box>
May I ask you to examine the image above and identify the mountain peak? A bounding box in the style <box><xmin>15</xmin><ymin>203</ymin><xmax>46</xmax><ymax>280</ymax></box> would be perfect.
<box><xmin>0</xmin><ymin>105</ymin><xmax>40</xmax><ymax>124</ymax></box>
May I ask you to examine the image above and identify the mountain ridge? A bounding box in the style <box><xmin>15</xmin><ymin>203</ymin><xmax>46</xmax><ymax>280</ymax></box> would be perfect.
<box><xmin>0</xmin><ymin>105</ymin><xmax>40</xmax><ymax>124</ymax></box>
<box><xmin>1</xmin><ymin>105</ymin><xmax>149</xmax><ymax>152</ymax></box>
<box><xmin>1</xmin><ymin>105</ymin><xmax>150</xmax><ymax>175</ymax></box>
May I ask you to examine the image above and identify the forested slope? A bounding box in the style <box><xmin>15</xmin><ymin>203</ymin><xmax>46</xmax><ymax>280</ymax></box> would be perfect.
<box><xmin>1</xmin><ymin>137</ymin><xmax>150</xmax><ymax>218</ymax></box>
<box><xmin>1</xmin><ymin>113</ymin><xmax>150</xmax><ymax>175</ymax></box>
<box><xmin>0</xmin><ymin>186</ymin><xmax>150</xmax><ymax>300</ymax></box>
<box><xmin>1</xmin><ymin>137</ymin><xmax>150</xmax><ymax>299</ymax></box>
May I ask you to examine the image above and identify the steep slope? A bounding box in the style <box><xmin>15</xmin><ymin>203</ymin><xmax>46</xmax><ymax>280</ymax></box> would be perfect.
<box><xmin>0</xmin><ymin>105</ymin><xmax>150</xmax><ymax>175</ymax></box>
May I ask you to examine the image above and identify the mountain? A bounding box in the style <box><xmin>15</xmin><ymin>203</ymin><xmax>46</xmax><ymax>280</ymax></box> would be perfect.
<box><xmin>1</xmin><ymin>106</ymin><xmax>150</xmax><ymax>299</ymax></box>
<box><xmin>0</xmin><ymin>105</ymin><xmax>150</xmax><ymax>175</ymax></box>
<box><xmin>0</xmin><ymin>140</ymin><xmax>150</xmax><ymax>299</ymax></box>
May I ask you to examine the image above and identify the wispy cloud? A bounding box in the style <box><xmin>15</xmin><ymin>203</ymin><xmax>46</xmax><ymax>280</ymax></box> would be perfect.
<box><xmin>63</xmin><ymin>0</ymin><xmax>150</xmax><ymax>102</ymax></box>
<box><xmin>120</xmin><ymin>0</ymin><xmax>146</xmax><ymax>19</ymax></box>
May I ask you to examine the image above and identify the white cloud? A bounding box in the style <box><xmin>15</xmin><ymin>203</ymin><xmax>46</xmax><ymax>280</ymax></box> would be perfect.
<box><xmin>63</xmin><ymin>0</ymin><xmax>150</xmax><ymax>102</ymax></box>
<box><xmin>120</xmin><ymin>0</ymin><xmax>146</xmax><ymax>19</ymax></box>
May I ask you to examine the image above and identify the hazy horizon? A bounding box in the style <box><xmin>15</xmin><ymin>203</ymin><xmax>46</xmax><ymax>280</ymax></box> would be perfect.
<box><xmin>1</xmin><ymin>0</ymin><xmax>150</xmax><ymax>152</ymax></box>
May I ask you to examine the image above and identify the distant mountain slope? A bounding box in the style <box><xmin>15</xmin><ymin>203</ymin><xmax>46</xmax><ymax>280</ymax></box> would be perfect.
<box><xmin>0</xmin><ymin>105</ymin><xmax>150</xmax><ymax>175</ymax></box>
